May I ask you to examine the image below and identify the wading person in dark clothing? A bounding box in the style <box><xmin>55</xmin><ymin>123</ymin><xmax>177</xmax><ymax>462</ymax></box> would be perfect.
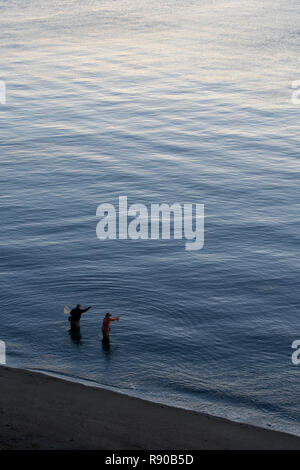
<box><xmin>69</xmin><ymin>304</ymin><xmax>92</xmax><ymax>329</ymax></box>
<box><xmin>102</xmin><ymin>312</ymin><xmax>119</xmax><ymax>342</ymax></box>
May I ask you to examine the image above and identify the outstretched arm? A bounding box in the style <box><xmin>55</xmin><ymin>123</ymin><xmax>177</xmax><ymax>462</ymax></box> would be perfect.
<box><xmin>110</xmin><ymin>316</ymin><xmax>119</xmax><ymax>321</ymax></box>
<box><xmin>81</xmin><ymin>306</ymin><xmax>92</xmax><ymax>314</ymax></box>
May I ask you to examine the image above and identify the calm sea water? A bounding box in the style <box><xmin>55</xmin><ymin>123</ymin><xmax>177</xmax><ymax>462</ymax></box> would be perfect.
<box><xmin>1</xmin><ymin>0</ymin><xmax>300</xmax><ymax>435</ymax></box>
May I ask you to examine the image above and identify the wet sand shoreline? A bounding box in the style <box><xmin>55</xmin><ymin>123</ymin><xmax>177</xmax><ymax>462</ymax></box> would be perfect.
<box><xmin>0</xmin><ymin>365</ymin><xmax>299</xmax><ymax>450</ymax></box>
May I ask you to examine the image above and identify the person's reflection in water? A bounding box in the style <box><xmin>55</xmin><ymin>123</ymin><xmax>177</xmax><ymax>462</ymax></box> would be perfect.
<box><xmin>102</xmin><ymin>336</ymin><xmax>110</xmax><ymax>353</ymax></box>
<box><xmin>69</xmin><ymin>324</ymin><xmax>82</xmax><ymax>345</ymax></box>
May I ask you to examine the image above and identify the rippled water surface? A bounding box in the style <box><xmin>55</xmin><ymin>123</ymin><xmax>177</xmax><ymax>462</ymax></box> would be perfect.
<box><xmin>1</xmin><ymin>0</ymin><xmax>300</xmax><ymax>435</ymax></box>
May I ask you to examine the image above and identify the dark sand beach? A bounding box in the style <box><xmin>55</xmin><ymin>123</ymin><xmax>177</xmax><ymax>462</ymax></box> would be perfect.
<box><xmin>0</xmin><ymin>366</ymin><xmax>300</xmax><ymax>450</ymax></box>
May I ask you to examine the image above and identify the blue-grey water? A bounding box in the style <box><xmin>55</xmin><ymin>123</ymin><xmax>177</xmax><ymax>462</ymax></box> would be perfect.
<box><xmin>1</xmin><ymin>0</ymin><xmax>300</xmax><ymax>435</ymax></box>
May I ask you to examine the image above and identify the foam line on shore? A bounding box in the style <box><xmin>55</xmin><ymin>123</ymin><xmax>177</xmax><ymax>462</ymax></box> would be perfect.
<box><xmin>1</xmin><ymin>365</ymin><xmax>300</xmax><ymax>450</ymax></box>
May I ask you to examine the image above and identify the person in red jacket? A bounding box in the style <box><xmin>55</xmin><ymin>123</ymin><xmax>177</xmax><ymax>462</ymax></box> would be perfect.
<box><xmin>102</xmin><ymin>312</ymin><xmax>119</xmax><ymax>341</ymax></box>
